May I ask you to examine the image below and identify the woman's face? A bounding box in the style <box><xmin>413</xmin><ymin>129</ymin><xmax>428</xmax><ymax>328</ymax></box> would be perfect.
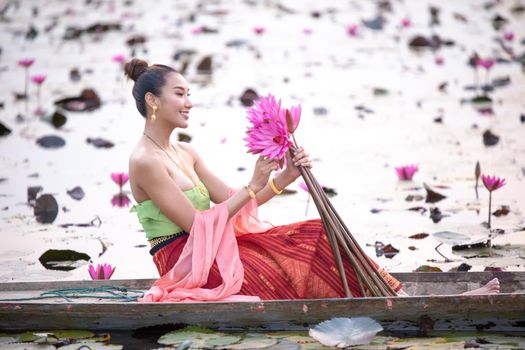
<box><xmin>156</xmin><ymin>72</ymin><xmax>192</xmax><ymax>128</ymax></box>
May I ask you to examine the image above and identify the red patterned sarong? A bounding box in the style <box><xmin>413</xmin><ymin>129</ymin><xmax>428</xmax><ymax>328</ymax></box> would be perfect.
<box><xmin>153</xmin><ymin>218</ymin><xmax>401</xmax><ymax>299</ymax></box>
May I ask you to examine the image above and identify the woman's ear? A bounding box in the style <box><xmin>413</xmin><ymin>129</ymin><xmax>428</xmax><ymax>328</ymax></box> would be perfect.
<box><xmin>144</xmin><ymin>92</ymin><xmax>158</xmax><ymax>110</ymax></box>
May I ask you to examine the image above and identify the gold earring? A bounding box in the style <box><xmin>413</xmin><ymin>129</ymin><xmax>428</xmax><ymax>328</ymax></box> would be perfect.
<box><xmin>151</xmin><ymin>106</ymin><xmax>157</xmax><ymax>122</ymax></box>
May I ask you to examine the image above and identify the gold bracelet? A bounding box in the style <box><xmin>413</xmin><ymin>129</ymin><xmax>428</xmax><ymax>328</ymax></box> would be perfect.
<box><xmin>244</xmin><ymin>184</ymin><xmax>256</xmax><ymax>199</ymax></box>
<box><xmin>269</xmin><ymin>177</ymin><xmax>283</xmax><ymax>195</ymax></box>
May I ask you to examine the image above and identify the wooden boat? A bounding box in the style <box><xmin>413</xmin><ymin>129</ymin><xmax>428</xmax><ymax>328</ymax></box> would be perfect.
<box><xmin>1</xmin><ymin>272</ymin><xmax>524</xmax><ymax>332</ymax></box>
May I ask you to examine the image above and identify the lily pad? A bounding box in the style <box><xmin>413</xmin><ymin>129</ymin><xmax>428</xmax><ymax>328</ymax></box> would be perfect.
<box><xmin>483</xmin><ymin>130</ymin><xmax>499</xmax><ymax>146</ymax></box>
<box><xmin>59</xmin><ymin>343</ymin><xmax>123</xmax><ymax>350</ymax></box>
<box><xmin>222</xmin><ymin>335</ymin><xmax>277</xmax><ymax>349</ymax></box>
<box><xmin>67</xmin><ymin>186</ymin><xmax>85</xmax><ymax>200</ymax></box>
<box><xmin>409</xmin><ymin>233</ymin><xmax>429</xmax><ymax>239</ymax></box>
<box><xmin>38</xmin><ymin>249</ymin><xmax>90</xmax><ymax>271</ymax></box>
<box><xmin>0</xmin><ymin>121</ymin><xmax>11</xmax><ymax>136</ymax></box>
<box><xmin>36</xmin><ymin>135</ymin><xmax>66</xmax><ymax>149</ymax></box>
<box><xmin>0</xmin><ymin>344</ymin><xmax>55</xmax><ymax>350</ymax></box>
<box><xmin>86</xmin><ymin>137</ymin><xmax>114</xmax><ymax>148</ymax></box>
<box><xmin>34</xmin><ymin>194</ymin><xmax>58</xmax><ymax>223</ymax></box>
<box><xmin>424</xmin><ymin>183</ymin><xmax>447</xmax><ymax>203</ymax></box>
<box><xmin>415</xmin><ymin>265</ymin><xmax>442</xmax><ymax>272</ymax></box>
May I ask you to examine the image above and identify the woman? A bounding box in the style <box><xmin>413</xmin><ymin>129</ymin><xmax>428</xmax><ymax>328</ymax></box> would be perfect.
<box><xmin>126</xmin><ymin>59</ymin><xmax>499</xmax><ymax>302</ymax></box>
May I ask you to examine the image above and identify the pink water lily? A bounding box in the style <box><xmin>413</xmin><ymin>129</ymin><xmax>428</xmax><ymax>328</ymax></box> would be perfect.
<box><xmin>401</xmin><ymin>18</ymin><xmax>412</xmax><ymax>28</ymax></box>
<box><xmin>481</xmin><ymin>175</ymin><xmax>505</xmax><ymax>192</ymax></box>
<box><xmin>303</xmin><ymin>28</ymin><xmax>313</xmax><ymax>35</ymax></box>
<box><xmin>395</xmin><ymin>164</ymin><xmax>418</xmax><ymax>181</ymax></box>
<box><xmin>31</xmin><ymin>74</ymin><xmax>47</xmax><ymax>85</ymax></box>
<box><xmin>244</xmin><ymin>94</ymin><xmax>300</xmax><ymax>161</ymax></box>
<box><xmin>503</xmin><ymin>31</ymin><xmax>514</xmax><ymax>41</ymax></box>
<box><xmin>299</xmin><ymin>181</ymin><xmax>309</xmax><ymax>193</ymax></box>
<box><xmin>280</xmin><ymin>104</ymin><xmax>301</xmax><ymax>134</ymax></box>
<box><xmin>112</xmin><ymin>54</ymin><xmax>125</xmax><ymax>63</ymax></box>
<box><xmin>253</xmin><ymin>26</ymin><xmax>265</xmax><ymax>35</ymax></box>
<box><xmin>476</xmin><ymin>58</ymin><xmax>495</xmax><ymax>70</ymax></box>
<box><xmin>111</xmin><ymin>193</ymin><xmax>131</xmax><ymax>207</ymax></box>
<box><xmin>88</xmin><ymin>263</ymin><xmax>115</xmax><ymax>280</ymax></box>
<box><xmin>346</xmin><ymin>24</ymin><xmax>359</xmax><ymax>37</ymax></box>
<box><xmin>192</xmin><ymin>26</ymin><xmax>204</xmax><ymax>34</ymax></box>
<box><xmin>435</xmin><ymin>56</ymin><xmax>444</xmax><ymax>65</ymax></box>
<box><xmin>111</xmin><ymin>172</ymin><xmax>129</xmax><ymax>187</ymax></box>
<box><xmin>18</xmin><ymin>58</ymin><xmax>35</xmax><ymax>68</ymax></box>
<box><xmin>481</xmin><ymin>174</ymin><xmax>506</xmax><ymax>229</ymax></box>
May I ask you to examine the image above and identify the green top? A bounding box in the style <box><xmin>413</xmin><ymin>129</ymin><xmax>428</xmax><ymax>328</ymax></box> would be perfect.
<box><xmin>130</xmin><ymin>181</ymin><xmax>210</xmax><ymax>240</ymax></box>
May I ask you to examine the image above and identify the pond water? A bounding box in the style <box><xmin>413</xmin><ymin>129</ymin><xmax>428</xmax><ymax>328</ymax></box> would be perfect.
<box><xmin>1</xmin><ymin>1</ymin><xmax>525</xmax><ymax>346</ymax></box>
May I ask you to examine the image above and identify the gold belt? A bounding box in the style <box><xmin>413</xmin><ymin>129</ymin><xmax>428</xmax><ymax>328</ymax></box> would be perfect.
<box><xmin>149</xmin><ymin>232</ymin><xmax>186</xmax><ymax>248</ymax></box>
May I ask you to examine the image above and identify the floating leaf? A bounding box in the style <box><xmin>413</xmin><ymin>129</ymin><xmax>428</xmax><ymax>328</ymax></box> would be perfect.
<box><xmin>0</xmin><ymin>344</ymin><xmax>55</xmax><ymax>350</ymax></box>
<box><xmin>36</xmin><ymin>135</ymin><xmax>66</xmax><ymax>149</ymax></box>
<box><xmin>382</xmin><ymin>244</ymin><xmax>399</xmax><ymax>258</ymax></box>
<box><xmin>414</xmin><ymin>265</ymin><xmax>442</xmax><ymax>272</ymax></box>
<box><xmin>322</xmin><ymin>186</ymin><xmax>337</xmax><ymax>197</ymax></box>
<box><xmin>432</xmin><ymin>231</ymin><xmax>471</xmax><ymax>246</ymax></box>
<box><xmin>87</xmin><ymin>137</ymin><xmax>114</xmax><ymax>148</ymax></box>
<box><xmin>34</xmin><ymin>194</ymin><xmax>58</xmax><ymax>223</ymax></box>
<box><xmin>54</xmin><ymin>89</ymin><xmax>101</xmax><ymax>112</ymax></box>
<box><xmin>240</xmin><ymin>89</ymin><xmax>258</xmax><ymax>107</ymax></box>
<box><xmin>424</xmin><ymin>183</ymin><xmax>446</xmax><ymax>203</ymax></box>
<box><xmin>27</xmin><ymin>186</ymin><xmax>43</xmax><ymax>203</ymax></box>
<box><xmin>309</xmin><ymin>317</ymin><xmax>382</xmax><ymax>347</ymax></box>
<box><xmin>429</xmin><ymin>207</ymin><xmax>444</xmax><ymax>223</ymax></box>
<box><xmin>448</xmin><ymin>263</ymin><xmax>472</xmax><ymax>272</ymax></box>
<box><xmin>178</xmin><ymin>133</ymin><xmax>192</xmax><ymax>143</ymax></box>
<box><xmin>196</xmin><ymin>56</ymin><xmax>212</xmax><ymax>74</ymax></box>
<box><xmin>59</xmin><ymin>343</ymin><xmax>123</xmax><ymax>350</ymax></box>
<box><xmin>0</xmin><ymin>121</ymin><xmax>11</xmax><ymax>136</ymax></box>
<box><xmin>39</xmin><ymin>249</ymin><xmax>90</xmax><ymax>271</ymax></box>
<box><xmin>158</xmin><ymin>326</ymin><xmax>222</xmax><ymax>346</ymax></box>
<box><xmin>493</xmin><ymin>205</ymin><xmax>510</xmax><ymax>217</ymax></box>
<box><xmin>409</xmin><ymin>233</ymin><xmax>429</xmax><ymax>239</ymax></box>
<box><xmin>224</xmin><ymin>335</ymin><xmax>277</xmax><ymax>349</ymax></box>
<box><xmin>483</xmin><ymin>130</ymin><xmax>499</xmax><ymax>146</ymax></box>
<box><xmin>50</xmin><ymin>111</ymin><xmax>67</xmax><ymax>128</ymax></box>
<box><xmin>67</xmin><ymin>186</ymin><xmax>85</xmax><ymax>200</ymax></box>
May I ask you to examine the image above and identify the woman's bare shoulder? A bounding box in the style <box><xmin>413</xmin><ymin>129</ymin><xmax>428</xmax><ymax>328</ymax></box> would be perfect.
<box><xmin>129</xmin><ymin>144</ymin><xmax>162</xmax><ymax>172</ymax></box>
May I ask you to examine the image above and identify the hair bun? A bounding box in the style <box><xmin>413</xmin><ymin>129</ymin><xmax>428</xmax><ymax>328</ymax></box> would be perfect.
<box><xmin>124</xmin><ymin>58</ymin><xmax>149</xmax><ymax>81</ymax></box>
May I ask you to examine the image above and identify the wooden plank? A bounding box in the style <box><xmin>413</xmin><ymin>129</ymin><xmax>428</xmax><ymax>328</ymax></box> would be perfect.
<box><xmin>1</xmin><ymin>272</ymin><xmax>523</xmax><ymax>292</ymax></box>
<box><xmin>1</xmin><ymin>294</ymin><xmax>524</xmax><ymax>332</ymax></box>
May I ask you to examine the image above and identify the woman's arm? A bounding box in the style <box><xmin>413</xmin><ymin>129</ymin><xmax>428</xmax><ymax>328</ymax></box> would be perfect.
<box><xmin>135</xmin><ymin>151</ymin><xmax>277</xmax><ymax>232</ymax></box>
<box><xmin>255</xmin><ymin>147</ymin><xmax>312</xmax><ymax>206</ymax></box>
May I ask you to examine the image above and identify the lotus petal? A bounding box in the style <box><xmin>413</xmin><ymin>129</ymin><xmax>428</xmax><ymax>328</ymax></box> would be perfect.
<box><xmin>309</xmin><ymin>317</ymin><xmax>383</xmax><ymax>348</ymax></box>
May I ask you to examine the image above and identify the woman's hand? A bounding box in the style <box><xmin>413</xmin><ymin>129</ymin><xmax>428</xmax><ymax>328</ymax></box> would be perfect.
<box><xmin>283</xmin><ymin>146</ymin><xmax>312</xmax><ymax>180</ymax></box>
<box><xmin>249</xmin><ymin>156</ymin><xmax>279</xmax><ymax>192</ymax></box>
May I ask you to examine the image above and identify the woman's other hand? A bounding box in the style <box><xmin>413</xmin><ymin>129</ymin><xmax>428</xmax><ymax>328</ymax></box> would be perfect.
<box><xmin>249</xmin><ymin>156</ymin><xmax>279</xmax><ymax>192</ymax></box>
<box><xmin>283</xmin><ymin>147</ymin><xmax>312</xmax><ymax>180</ymax></box>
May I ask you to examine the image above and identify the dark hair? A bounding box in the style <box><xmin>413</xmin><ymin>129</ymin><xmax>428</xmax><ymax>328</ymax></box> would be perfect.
<box><xmin>124</xmin><ymin>58</ymin><xmax>177</xmax><ymax>118</ymax></box>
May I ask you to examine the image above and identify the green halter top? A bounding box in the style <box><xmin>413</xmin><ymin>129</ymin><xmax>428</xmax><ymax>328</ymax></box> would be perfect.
<box><xmin>130</xmin><ymin>181</ymin><xmax>210</xmax><ymax>240</ymax></box>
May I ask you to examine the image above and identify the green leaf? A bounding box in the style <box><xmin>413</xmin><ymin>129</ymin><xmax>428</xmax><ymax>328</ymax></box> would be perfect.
<box><xmin>222</xmin><ymin>335</ymin><xmax>277</xmax><ymax>349</ymax></box>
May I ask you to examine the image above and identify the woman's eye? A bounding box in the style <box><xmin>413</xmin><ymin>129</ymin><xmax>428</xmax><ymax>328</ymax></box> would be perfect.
<box><xmin>176</xmin><ymin>93</ymin><xmax>184</xmax><ymax>96</ymax></box>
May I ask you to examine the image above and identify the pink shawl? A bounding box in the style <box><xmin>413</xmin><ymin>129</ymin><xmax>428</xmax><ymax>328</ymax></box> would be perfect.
<box><xmin>139</xmin><ymin>190</ymin><xmax>271</xmax><ymax>302</ymax></box>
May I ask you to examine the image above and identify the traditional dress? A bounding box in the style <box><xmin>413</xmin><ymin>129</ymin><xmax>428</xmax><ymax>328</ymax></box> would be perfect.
<box><xmin>131</xmin><ymin>182</ymin><xmax>401</xmax><ymax>302</ymax></box>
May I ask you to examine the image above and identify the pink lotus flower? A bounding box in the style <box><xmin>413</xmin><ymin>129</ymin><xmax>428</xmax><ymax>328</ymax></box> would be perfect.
<box><xmin>111</xmin><ymin>172</ymin><xmax>129</xmax><ymax>187</ymax></box>
<box><xmin>253</xmin><ymin>26</ymin><xmax>265</xmax><ymax>35</ymax></box>
<box><xmin>303</xmin><ymin>28</ymin><xmax>313</xmax><ymax>35</ymax></box>
<box><xmin>503</xmin><ymin>31</ymin><xmax>514</xmax><ymax>41</ymax></box>
<box><xmin>481</xmin><ymin>174</ymin><xmax>506</xmax><ymax>192</ymax></box>
<box><xmin>280</xmin><ymin>104</ymin><xmax>301</xmax><ymax>134</ymax></box>
<box><xmin>401</xmin><ymin>18</ymin><xmax>412</xmax><ymax>28</ymax></box>
<box><xmin>244</xmin><ymin>95</ymin><xmax>301</xmax><ymax>160</ymax></box>
<box><xmin>111</xmin><ymin>193</ymin><xmax>131</xmax><ymax>207</ymax></box>
<box><xmin>298</xmin><ymin>181</ymin><xmax>309</xmax><ymax>193</ymax></box>
<box><xmin>31</xmin><ymin>74</ymin><xmax>47</xmax><ymax>85</ymax></box>
<box><xmin>481</xmin><ymin>174</ymin><xmax>506</xmax><ymax>229</ymax></box>
<box><xmin>88</xmin><ymin>263</ymin><xmax>115</xmax><ymax>280</ymax></box>
<box><xmin>476</xmin><ymin>58</ymin><xmax>495</xmax><ymax>70</ymax></box>
<box><xmin>192</xmin><ymin>26</ymin><xmax>204</xmax><ymax>34</ymax></box>
<box><xmin>395</xmin><ymin>164</ymin><xmax>418</xmax><ymax>181</ymax></box>
<box><xmin>346</xmin><ymin>24</ymin><xmax>359</xmax><ymax>37</ymax></box>
<box><xmin>435</xmin><ymin>56</ymin><xmax>444</xmax><ymax>65</ymax></box>
<box><xmin>112</xmin><ymin>54</ymin><xmax>125</xmax><ymax>63</ymax></box>
<box><xmin>18</xmin><ymin>58</ymin><xmax>35</xmax><ymax>68</ymax></box>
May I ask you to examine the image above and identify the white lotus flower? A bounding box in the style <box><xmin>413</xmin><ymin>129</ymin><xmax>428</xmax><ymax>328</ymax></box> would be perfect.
<box><xmin>309</xmin><ymin>317</ymin><xmax>383</xmax><ymax>348</ymax></box>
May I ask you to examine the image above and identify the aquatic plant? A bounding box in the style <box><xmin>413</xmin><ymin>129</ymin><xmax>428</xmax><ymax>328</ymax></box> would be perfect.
<box><xmin>244</xmin><ymin>94</ymin><xmax>301</xmax><ymax>162</ymax></box>
<box><xmin>395</xmin><ymin>164</ymin><xmax>418</xmax><ymax>181</ymax></box>
<box><xmin>31</xmin><ymin>74</ymin><xmax>47</xmax><ymax>116</ymax></box>
<box><xmin>18</xmin><ymin>58</ymin><xmax>35</xmax><ymax>99</ymax></box>
<box><xmin>481</xmin><ymin>174</ymin><xmax>506</xmax><ymax>229</ymax></box>
<box><xmin>88</xmin><ymin>263</ymin><xmax>115</xmax><ymax>280</ymax></box>
<box><xmin>346</xmin><ymin>24</ymin><xmax>359</xmax><ymax>37</ymax></box>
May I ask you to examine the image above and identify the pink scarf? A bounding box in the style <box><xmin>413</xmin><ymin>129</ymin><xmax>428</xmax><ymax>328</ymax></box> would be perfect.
<box><xmin>139</xmin><ymin>190</ymin><xmax>271</xmax><ymax>302</ymax></box>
